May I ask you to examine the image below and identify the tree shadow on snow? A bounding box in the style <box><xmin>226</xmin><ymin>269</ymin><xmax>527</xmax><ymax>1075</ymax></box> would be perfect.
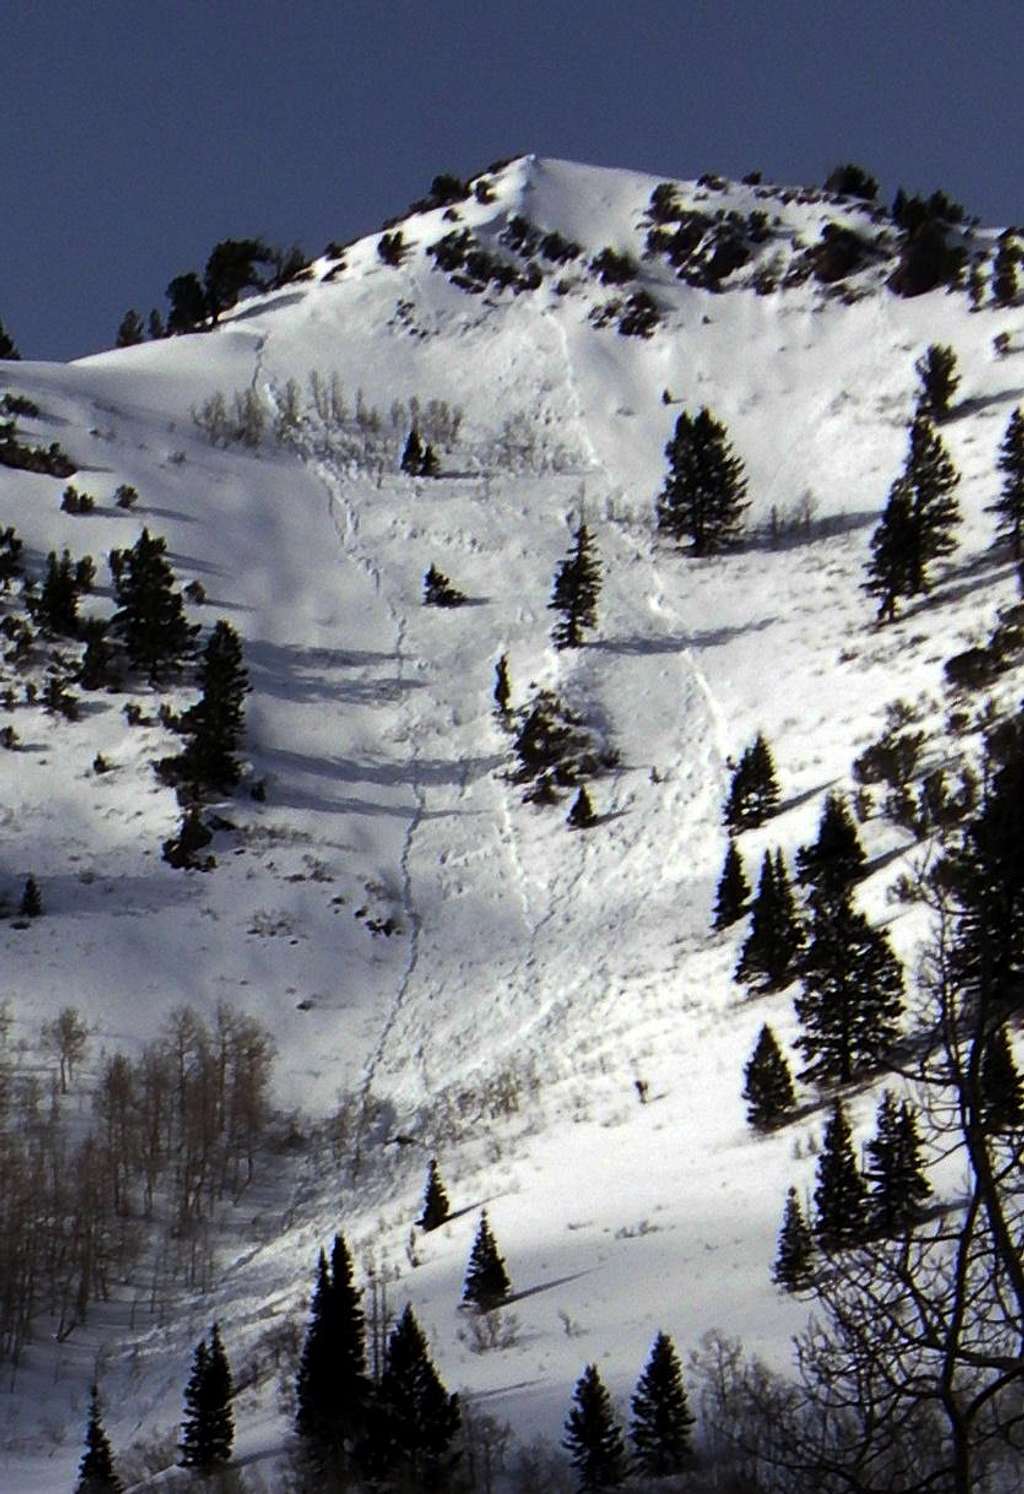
<box><xmin>505</xmin><ymin>1269</ymin><xmax>592</xmax><ymax>1306</ymax></box>
<box><xmin>777</xmin><ymin>779</ymin><xmax>838</xmax><ymax>816</ymax></box>
<box><xmin>950</xmin><ymin>387</ymin><xmax>1024</xmax><ymax>420</ymax></box>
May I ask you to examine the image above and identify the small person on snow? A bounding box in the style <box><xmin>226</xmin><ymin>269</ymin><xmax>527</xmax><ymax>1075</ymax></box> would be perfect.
<box><xmin>634</xmin><ymin>1078</ymin><xmax>650</xmax><ymax>1105</ymax></box>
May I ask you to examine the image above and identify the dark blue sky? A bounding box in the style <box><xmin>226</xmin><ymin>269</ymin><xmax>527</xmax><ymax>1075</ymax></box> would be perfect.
<box><xmin>5</xmin><ymin>1</ymin><xmax>1021</xmax><ymax>361</ymax></box>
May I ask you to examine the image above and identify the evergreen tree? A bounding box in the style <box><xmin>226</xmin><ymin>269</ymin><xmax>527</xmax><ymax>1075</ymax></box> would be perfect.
<box><xmin>172</xmin><ymin>620</ymin><xmax>250</xmax><ymax>791</ymax></box>
<box><xmin>295</xmin><ymin>1235</ymin><xmax>370</xmax><ymax>1457</ymax></box>
<box><xmin>865</xmin><ymin>414</ymin><xmax>960</xmax><ymax>619</ymax></box>
<box><xmin>76</xmin><ymin>1385</ymin><xmax>123</xmax><ymax>1494</ymax></box>
<box><xmin>795</xmin><ymin>887</ymin><xmax>904</xmax><ymax>1084</ymax></box>
<box><xmin>742</xmin><ymin>1024</ymin><xmax>797</xmax><ymax>1130</ymax></box>
<box><xmin>111</xmin><ymin>528</ymin><xmax>198</xmax><ymax>684</ymax></box>
<box><xmin>548</xmin><ymin>522</ymin><xmax>601</xmax><ymax>649</ymax></box>
<box><xmin>147</xmin><ymin>309</ymin><xmax>165</xmax><ymax>341</ymax></box>
<box><xmin>115</xmin><ymin>310</ymin><xmax>145</xmax><ymax>348</ymax></box>
<box><xmin>564</xmin><ymin>1363</ymin><xmax>628</xmax><ymax>1491</ymax></box>
<box><xmin>401</xmin><ymin>428</ymin><xmax>425</xmax><ymax>475</ymax></box>
<box><xmin>735</xmin><ymin>851</ymin><xmax>803</xmax><ymax>991</ymax></box>
<box><xmin>423</xmin><ymin>564</ymin><xmax>466</xmax><ymax>607</ymax></box>
<box><xmin>36</xmin><ymin>548</ymin><xmax>80</xmax><ymax>635</ymax></box>
<box><xmin>166</xmin><ymin>271</ymin><xmax>208</xmax><ymax>334</ymax></box>
<box><xmin>179</xmin><ymin>1337</ymin><xmax>210</xmax><ymax>1468</ymax></box>
<box><xmin>723</xmin><ymin>732</ymin><xmax>780</xmax><ymax>830</ymax></box>
<box><xmin>418</xmin><ymin>1158</ymin><xmax>450</xmax><ymax>1231</ymax></box>
<box><xmin>656</xmin><ymin>406</ymin><xmax>749</xmax><ymax>555</ymax></box>
<box><xmin>365</xmin><ymin>1303</ymin><xmax>460</xmax><ymax>1489</ymax></box>
<box><xmin>19</xmin><ymin>875</ymin><xmax>41</xmax><ymax>918</ymax></box>
<box><xmin>204</xmin><ymin>237</ymin><xmax>275</xmax><ymax>322</ymax></box>
<box><xmin>914</xmin><ymin>342</ymin><xmax>960</xmax><ymax>421</ymax></box>
<box><xmin>980</xmin><ymin>1023</ymin><xmax>1024</xmax><ymax>1131</ymax></box>
<box><xmin>795</xmin><ymin>792</ymin><xmax>867</xmax><ymax>910</ymax></box>
<box><xmin>813</xmin><ymin>1101</ymin><xmax>869</xmax><ymax>1247</ymax></box>
<box><xmin>992</xmin><ymin>237</ymin><xmax>1019</xmax><ymax>306</ymax></box>
<box><xmin>180</xmin><ymin>1325</ymin><xmax>233</xmax><ymax>1470</ymax></box>
<box><xmin>567</xmin><ymin>785</ymin><xmax>598</xmax><ymax>829</ymax></box>
<box><xmin>712</xmin><ymin>837</ymin><xmax>750</xmax><ymax>929</ymax></box>
<box><xmin>863</xmin><ymin>477</ymin><xmax>917</xmax><ymax>622</ymax></box>
<box><xmin>462</xmin><ymin>1211</ymin><xmax>511</xmax><ymax>1310</ymax></box>
<box><xmin>493</xmin><ymin>652</ymin><xmax>512</xmax><ymax>722</ymax></box>
<box><xmin>0</xmin><ymin>318</ymin><xmax>20</xmax><ymax>359</ymax></box>
<box><xmin>629</xmin><ymin>1331</ymin><xmax>694</xmax><ymax>1478</ymax></box>
<box><xmin>421</xmin><ymin>442</ymin><xmax>441</xmax><ymax>478</ymax></box>
<box><xmin>78</xmin><ymin>620</ymin><xmax>117</xmax><ymax>691</ymax></box>
<box><xmin>989</xmin><ymin>406</ymin><xmax>1024</xmax><ymax>560</ymax></box>
<box><xmin>772</xmin><ymin>1187</ymin><xmax>815</xmax><ymax>1292</ymax></box>
<box><xmin>865</xmin><ymin>1091</ymin><xmax>932</xmax><ymax>1233</ymax></box>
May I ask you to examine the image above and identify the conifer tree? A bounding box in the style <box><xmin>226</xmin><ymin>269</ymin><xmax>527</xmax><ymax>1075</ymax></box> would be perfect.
<box><xmin>813</xmin><ymin>1101</ymin><xmax>869</xmax><ymax>1247</ymax></box>
<box><xmin>865</xmin><ymin>414</ymin><xmax>960</xmax><ymax>620</ymax></box>
<box><xmin>365</xmin><ymin>1303</ymin><xmax>460</xmax><ymax>1488</ymax></box>
<box><xmin>170</xmin><ymin>620</ymin><xmax>250</xmax><ymax>791</ymax></box>
<box><xmin>110</xmin><ymin>528</ymin><xmax>198</xmax><ymax>684</ymax></box>
<box><xmin>179</xmin><ymin>1337</ymin><xmax>210</xmax><ymax>1468</ymax></box>
<box><xmin>980</xmin><ymin>1023</ymin><xmax>1024</xmax><ymax>1131</ymax></box>
<box><xmin>712</xmin><ymin>838</ymin><xmax>750</xmax><ymax>929</ymax></box>
<box><xmin>0</xmin><ymin>319</ymin><xmax>20</xmax><ymax>359</ymax></box>
<box><xmin>795</xmin><ymin>792</ymin><xmax>867</xmax><ymax>910</ymax></box>
<box><xmin>563</xmin><ymin>1363</ymin><xmax>628</xmax><ymax>1491</ymax></box>
<box><xmin>742</xmin><ymin>1024</ymin><xmax>797</xmax><ymax>1130</ymax></box>
<box><xmin>493</xmin><ymin>652</ymin><xmax>512</xmax><ymax>723</ymax></box>
<box><xmin>772</xmin><ymin>1187</ymin><xmax>815</xmax><ymax>1292</ymax></box>
<box><xmin>863</xmin><ymin>477</ymin><xmax>917</xmax><ymax>622</ymax></box>
<box><xmin>548</xmin><ymin>522</ymin><xmax>601</xmax><ymax>649</ymax></box>
<box><xmin>422</xmin><ymin>563</ymin><xmax>466</xmax><ymax>607</ymax></box>
<box><xmin>19</xmin><ymin>875</ymin><xmax>41</xmax><ymax>918</ymax></box>
<box><xmin>462</xmin><ymin>1210</ymin><xmax>511</xmax><ymax>1310</ymax></box>
<box><xmin>723</xmin><ymin>732</ymin><xmax>781</xmax><ymax>830</ymax></box>
<box><xmin>865</xmin><ymin>1091</ymin><xmax>931</xmax><ymax>1234</ymax></box>
<box><xmin>914</xmin><ymin>343</ymin><xmax>960</xmax><ymax>422</ymax></box>
<box><xmin>989</xmin><ymin>406</ymin><xmax>1024</xmax><ymax>560</ymax></box>
<box><xmin>35</xmin><ymin>549</ymin><xmax>80</xmax><ymax>636</ymax></box>
<box><xmin>735</xmin><ymin>851</ymin><xmax>803</xmax><ymax>991</ymax></box>
<box><xmin>992</xmin><ymin>237</ymin><xmax>1019</xmax><ymax>306</ymax></box>
<box><xmin>629</xmin><ymin>1331</ymin><xmax>694</xmax><ymax>1478</ymax></box>
<box><xmin>421</xmin><ymin>442</ymin><xmax>441</xmax><ymax>478</ymax></box>
<box><xmin>567</xmin><ymin>785</ymin><xmax>598</xmax><ymax>829</ymax></box>
<box><xmin>76</xmin><ymin>1385</ymin><xmax>123</xmax><ymax>1494</ymax></box>
<box><xmin>401</xmin><ymin>428</ymin><xmax>425</xmax><ymax>475</ymax></box>
<box><xmin>178</xmin><ymin>1322</ymin><xmax>234</xmax><ymax>1470</ymax></box>
<box><xmin>418</xmin><ymin>1158</ymin><xmax>450</xmax><ymax>1231</ymax></box>
<box><xmin>656</xmin><ymin>406</ymin><xmax>748</xmax><ymax>555</ymax></box>
<box><xmin>115</xmin><ymin>310</ymin><xmax>145</xmax><ymax>348</ymax></box>
<box><xmin>795</xmin><ymin>887</ymin><xmax>904</xmax><ymax>1084</ymax></box>
<box><xmin>295</xmin><ymin>1235</ymin><xmax>369</xmax><ymax>1456</ymax></box>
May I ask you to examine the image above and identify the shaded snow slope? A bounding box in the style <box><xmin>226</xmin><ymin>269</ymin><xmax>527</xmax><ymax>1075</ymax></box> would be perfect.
<box><xmin>1</xmin><ymin>155</ymin><xmax>1021</xmax><ymax>1486</ymax></box>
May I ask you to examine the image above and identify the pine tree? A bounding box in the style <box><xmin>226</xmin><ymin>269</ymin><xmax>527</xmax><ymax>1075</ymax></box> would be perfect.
<box><xmin>423</xmin><ymin>563</ymin><xmax>466</xmax><ymax>607</ymax></box>
<box><xmin>110</xmin><ymin>528</ymin><xmax>198</xmax><ymax>684</ymax></box>
<box><xmin>742</xmin><ymin>1024</ymin><xmax>797</xmax><ymax>1130</ymax></box>
<box><xmin>19</xmin><ymin>875</ymin><xmax>41</xmax><ymax>918</ymax></box>
<box><xmin>629</xmin><ymin>1331</ymin><xmax>694</xmax><ymax>1478</ymax></box>
<box><xmin>462</xmin><ymin>1211</ymin><xmax>511</xmax><ymax>1310</ymax></box>
<box><xmin>76</xmin><ymin>1385</ymin><xmax>123</xmax><ymax>1494</ymax></box>
<box><xmin>813</xmin><ymin>1101</ymin><xmax>869</xmax><ymax>1248</ymax></box>
<box><xmin>992</xmin><ymin>237</ymin><xmax>1019</xmax><ymax>306</ymax></box>
<box><xmin>795</xmin><ymin>887</ymin><xmax>904</xmax><ymax>1084</ymax></box>
<box><xmin>567</xmin><ymin>785</ymin><xmax>598</xmax><ymax>829</ymax></box>
<box><xmin>795</xmin><ymin>792</ymin><xmax>867</xmax><ymax>910</ymax></box>
<box><xmin>365</xmin><ymin>1303</ymin><xmax>460</xmax><ymax>1488</ymax></box>
<box><xmin>420</xmin><ymin>442</ymin><xmax>441</xmax><ymax>478</ymax></box>
<box><xmin>914</xmin><ymin>343</ymin><xmax>960</xmax><ymax>421</ymax></box>
<box><xmin>656</xmin><ymin>406</ymin><xmax>749</xmax><ymax>555</ymax></box>
<box><xmin>980</xmin><ymin>1023</ymin><xmax>1024</xmax><ymax>1131</ymax></box>
<box><xmin>179</xmin><ymin>1337</ymin><xmax>210</xmax><ymax>1467</ymax></box>
<box><xmin>903</xmin><ymin>413</ymin><xmax>961</xmax><ymax>593</ymax></box>
<box><xmin>865</xmin><ymin>1091</ymin><xmax>931</xmax><ymax>1233</ymax></box>
<box><xmin>723</xmin><ymin>733</ymin><xmax>780</xmax><ymax>830</ymax></box>
<box><xmin>989</xmin><ymin>407</ymin><xmax>1024</xmax><ymax>560</ymax></box>
<box><xmin>493</xmin><ymin>652</ymin><xmax>512</xmax><ymax>722</ymax></box>
<box><xmin>295</xmin><ymin>1235</ymin><xmax>369</xmax><ymax>1456</ymax></box>
<box><xmin>180</xmin><ymin>1326</ymin><xmax>234</xmax><ymax>1470</ymax></box>
<box><xmin>171</xmin><ymin>620</ymin><xmax>250</xmax><ymax>791</ymax></box>
<box><xmin>772</xmin><ymin>1187</ymin><xmax>815</xmax><ymax>1292</ymax></box>
<box><xmin>548</xmin><ymin>522</ymin><xmax>601</xmax><ymax>649</ymax></box>
<box><xmin>418</xmin><ymin>1159</ymin><xmax>450</xmax><ymax>1231</ymax></box>
<box><xmin>712</xmin><ymin>838</ymin><xmax>750</xmax><ymax>930</ymax></box>
<box><xmin>115</xmin><ymin>310</ymin><xmax>145</xmax><ymax>348</ymax></box>
<box><xmin>735</xmin><ymin>851</ymin><xmax>803</xmax><ymax>991</ymax></box>
<box><xmin>0</xmin><ymin>318</ymin><xmax>20</xmax><ymax>360</ymax></box>
<box><xmin>36</xmin><ymin>548</ymin><xmax>80</xmax><ymax>635</ymax></box>
<box><xmin>401</xmin><ymin>428</ymin><xmax>425</xmax><ymax>475</ymax></box>
<box><xmin>863</xmin><ymin>477</ymin><xmax>917</xmax><ymax>622</ymax></box>
<box><xmin>564</xmin><ymin>1363</ymin><xmax>628</xmax><ymax>1491</ymax></box>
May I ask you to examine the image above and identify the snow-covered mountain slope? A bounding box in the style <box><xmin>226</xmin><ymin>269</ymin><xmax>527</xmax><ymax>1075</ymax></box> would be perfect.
<box><xmin>1</xmin><ymin>155</ymin><xmax>1021</xmax><ymax>1487</ymax></box>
